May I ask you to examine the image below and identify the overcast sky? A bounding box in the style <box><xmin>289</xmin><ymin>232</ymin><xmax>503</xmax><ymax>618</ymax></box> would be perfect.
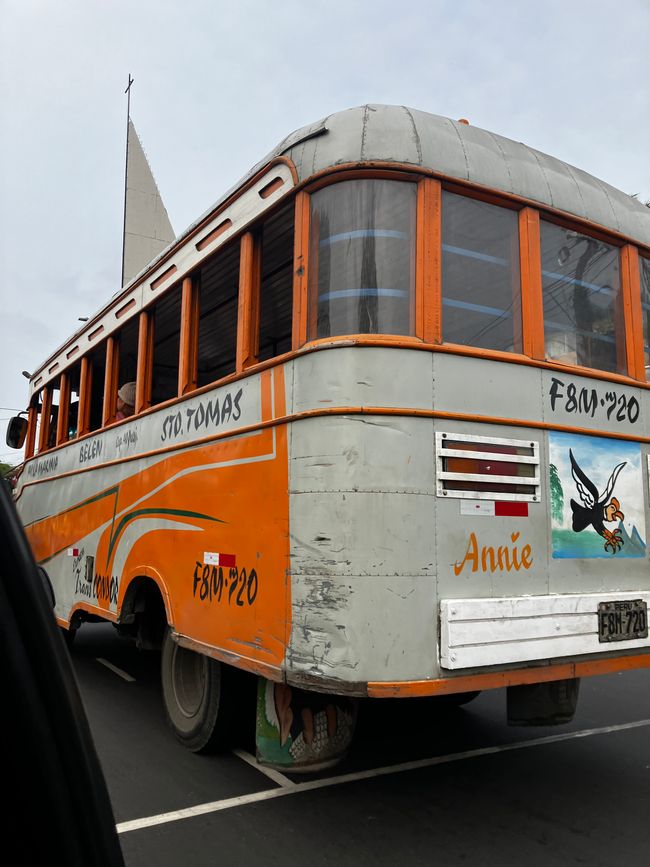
<box><xmin>1</xmin><ymin>0</ymin><xmax>649</xmax><ymax>461</ymax></box>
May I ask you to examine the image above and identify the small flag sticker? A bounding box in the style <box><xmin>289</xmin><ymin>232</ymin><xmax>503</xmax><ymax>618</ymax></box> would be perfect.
<box><xmin>204</xmin><ymin>552</ymin><xmax>237</xmax><ymax>567</ymax></box>
<box><xmin>67</xmin><ymin>548</ymin><xmax>80</xmax><ymax>557</ymax></box>
<box><xmin>460</xmin><ymin>501</ymin><xmax>529</xmax><ymax>518</ymax></box>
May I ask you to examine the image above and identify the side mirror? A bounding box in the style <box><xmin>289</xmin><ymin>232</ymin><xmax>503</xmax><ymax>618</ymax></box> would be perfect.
<box><xmin>6</xmin><ymin>416</ymin><xmax>27</xmax><ymax>449</ymax></box>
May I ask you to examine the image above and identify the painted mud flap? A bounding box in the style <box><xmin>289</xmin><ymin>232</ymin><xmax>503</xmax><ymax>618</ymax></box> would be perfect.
<box><xmin>255</xmin><ymin>678</ymin><xmax>357</xmax><ymax>772</ymax></box>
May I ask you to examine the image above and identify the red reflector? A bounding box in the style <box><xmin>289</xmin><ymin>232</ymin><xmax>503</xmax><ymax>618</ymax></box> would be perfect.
<box><xmin>495</xmin><ymin>502</ymin><xmax>529</xmax><ymax>517</ymax></box>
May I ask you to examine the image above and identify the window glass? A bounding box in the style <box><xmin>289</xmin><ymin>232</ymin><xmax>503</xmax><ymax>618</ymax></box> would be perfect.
<box><xmin>115</xmin><ymin>317</ymin><xmax>139</xmax><ymax>418</ymax></box>
<box><xmin>150</xmin><ymin>285</ymin><xmax>182</xmax><ymax>406</ymax></box>
<box><xmin>67</xmin><ymin>364</ymin><xmax>80</xmax><ymax>440</ymax></box>
<box><xmin>640</xmin><ymin>257</ymin><xmax>650</xmax><ymax>377</ymax></box>
<box><xmin>308</xmin><ymin>180</ymin><xmax>416</xmax><ymax>339</ymax></box>
<box><xmin>197</xmin><ymin>241</ymin><xmax>239</xmax><ymax>387</ymax></box>
<box><xmin>33</xmin><ymin>391</ymin><xmax>44</xmax><ymax>455</ymax></box>
<box><xmin>441</xmin><ymin>192</ymin><xmax>522</xmax><ymax>352</ymax></box>
<box><xmin>259</xmin><ymin>202</ymin><xmax>294</xmax><ymax>361</ymax></box>
<box><xmin>86</xmin><ymin>343</ymin><xmax>106</xmax><ymax>432</ymax></box>
<box><xmin>541</xmin><ymin>222</ymin><xmax>622</xmax><ymax>373</ymax></box>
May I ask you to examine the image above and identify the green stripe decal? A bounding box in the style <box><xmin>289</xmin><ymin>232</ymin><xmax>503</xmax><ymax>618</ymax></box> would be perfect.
<box><xmin>106</xmin><ymin>507</ymin><xmax>225</xmax><ymax>566</ymax></box>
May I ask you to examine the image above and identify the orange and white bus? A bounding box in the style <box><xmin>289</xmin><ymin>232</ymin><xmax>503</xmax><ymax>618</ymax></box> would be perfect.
<box><xmin>7</xmin><ymin>104</ymin><xmax>650</xmax><ymax>770</ymax></box>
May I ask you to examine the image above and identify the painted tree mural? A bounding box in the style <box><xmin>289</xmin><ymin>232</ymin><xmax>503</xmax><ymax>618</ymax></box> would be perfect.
<box><xmin>549</xmin><ymin>462</ymin><xmax>564</xmax><ymax>523</ymax></box>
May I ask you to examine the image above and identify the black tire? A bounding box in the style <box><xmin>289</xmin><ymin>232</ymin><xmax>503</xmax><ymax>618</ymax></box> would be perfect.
<box><xmin>160</xmin><ymin>627</ymin><xmax>230</xmax><ymax>752</ymax></box>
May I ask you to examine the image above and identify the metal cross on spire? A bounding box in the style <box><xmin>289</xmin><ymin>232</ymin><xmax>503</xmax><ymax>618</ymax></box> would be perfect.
<box><xmin>125</xmin><ymin>74</ymin><xmax>134</xmax><ymax>119</ymax></box>
<box><xmin>121</xmin><ymin>74</ymin><xmax>134</xmax><ymax>287</ymax></box>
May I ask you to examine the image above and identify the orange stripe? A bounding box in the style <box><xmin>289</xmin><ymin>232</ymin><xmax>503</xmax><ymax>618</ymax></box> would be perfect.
<box><xmin>622</xmin><ymin>245</ymin><xmax>645</xmax><ymax>381</ymax></box>
<box><xmin>56</xmin><ymin>372</ymin><xmax>70</xmax><ymax>446</ymax></box>
<box><xmin>178</xmin><ymin>276</ymin><xmax>199</xmax><ymax>396</ymax></box>
<box><xmin>103</xmin><ymin>336</ymin><xmax>119</xmax><ymax>426</ymax></box>
<box><xmin>292</xmin><ymin>191</ymin><xmax>310</xmax><ymax>350</ymax></box>
<box><xmin>519</xmin><ymin>208</ymin><xmax>544</xmax><ymax>359</ymax></box>
<box><xmin>416</xmin><ymin>178</ymin><xmax>441</xmax><ymax>343</ymax></box>
<box><xmin>78</xmin><ymin>356</ymin><xmax>92</xmax><ymax>436</ymax></box>
<box><xmin>236</xmin><ymin>232</ymin><xmax>261</xmax><ymax>371</ymax></box>
<box><xmin>136</xmin><ymin>311</ymin><xmax>153</xmax><ymax>412</ymax></box>
<box><xmin>38</xmin><ymin>387</ymin><xmax>52</xmax><ymax>453</ymax></box>
<box><xmin>150</xmin><ymin>264</ymin><xmax>177</xmax><ymax>291</ymax></box>
<box><xmin>368</xmin><ymin>652</ymin><xmax>650</xmax><ymax>697</ymax></box>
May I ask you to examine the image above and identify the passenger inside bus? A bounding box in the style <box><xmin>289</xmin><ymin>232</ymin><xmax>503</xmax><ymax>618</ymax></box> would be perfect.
<box><xmin>116</xmin><ymin>382</ymin><xmax>136</xmax><ymax>420</ymax></box>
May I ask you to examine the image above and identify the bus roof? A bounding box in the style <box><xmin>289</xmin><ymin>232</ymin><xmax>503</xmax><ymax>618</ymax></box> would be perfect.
<box><xmin>28</xmin><ymin>105</ymin><xmax>650</xmax><ymax>391</ymax></box>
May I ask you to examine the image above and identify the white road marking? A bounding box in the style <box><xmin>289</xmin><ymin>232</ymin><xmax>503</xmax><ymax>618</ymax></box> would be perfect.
<box><xmin>231</xmin><ymin>748</ymin><xmax>293</xmax><ymax>787</ymax></box>
<box><xmin>96</xmin><ymin>658</ymin><xmax>136</xmax><ymax>682</ymax></box>
<box><xmin>116</xmin><ymin>717</ymin><xmax>650</xmax><ymax>835</ymax></box>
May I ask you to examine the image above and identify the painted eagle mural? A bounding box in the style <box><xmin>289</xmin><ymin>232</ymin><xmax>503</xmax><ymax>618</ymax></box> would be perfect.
<box><xmin>569</xmin><ymin>449</ymin><xmax>626</xmax><ymax>554</ymax></box>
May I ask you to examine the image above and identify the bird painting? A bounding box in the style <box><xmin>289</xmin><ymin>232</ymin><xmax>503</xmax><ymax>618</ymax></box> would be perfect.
<box><xmin>569</xmin><ymin>449</ymin><xmax>626</xmax><ymax>554</ymax></box>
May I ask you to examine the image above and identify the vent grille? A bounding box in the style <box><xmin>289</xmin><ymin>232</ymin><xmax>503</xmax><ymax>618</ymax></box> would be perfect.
<box><xmin>435</xmin><ymin>431</ymin><xmax>540</xmax><ymax>502</ymax></box>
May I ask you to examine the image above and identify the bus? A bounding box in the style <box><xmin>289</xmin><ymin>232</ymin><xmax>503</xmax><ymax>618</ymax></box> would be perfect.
<box><xmin>6</xmin><ymin>104</ymin><xmax>650</xmax><ymax>771</ymax></box>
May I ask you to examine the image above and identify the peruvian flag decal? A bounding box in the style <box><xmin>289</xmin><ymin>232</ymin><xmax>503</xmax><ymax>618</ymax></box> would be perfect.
<box><xmin>204</xmin><ymin>551</ymin><xmax>236</xmax><ymax>567</ymax></box>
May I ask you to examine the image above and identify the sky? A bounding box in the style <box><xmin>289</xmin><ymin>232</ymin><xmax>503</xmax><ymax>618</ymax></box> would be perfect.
<box><xmin>1</xmin><ymin>0</ymin><xmax>649</xmax><ymax>462</ymax></box>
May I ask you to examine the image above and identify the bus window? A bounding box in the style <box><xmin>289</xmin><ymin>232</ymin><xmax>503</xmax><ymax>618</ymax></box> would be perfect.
<box><xmin>66</xmin><ymin>364</ymin><xmax>81</xmax><ymax>440</ymax></box>
<box><xmin>86</xmin><ymin>343</ymin><xmax>107</xmax><ymax>432</ymax></box>
<box><xmin>259</xmin><ymin>201</ymin><xmax>294</xmax><ymax>361</ymax></box>
<box><xmin>150</xmin><ymin>284</ymin><xmax>182</xmax><ymax>406</ymax></box>
<box><xmin>116</xmin><ymin>317</ymin><xmax>139</xmax><ymax>413</ymax></box>
<box><xmin>308</xmin><ymin>180</ymin><xmax>416</xmax><ymax>340</ymax></box>
<box><xmin>441</xmin><ymin>192</ymin><xmax>522</xmax><ymax>353</ymax></box>
<box><xmin>197</xmin><ymin>241</ymin><xmax>239</xmax><ymax>387</ymax></box>
<box><xmin>541</xmin><ymin>222</ymin><xmax>622</xmax><ymax>374</ymax></box>
<box><xmin>640</xmin><ymin>256</ymin><xmax>650</xmax><ymax>377</ymax></box>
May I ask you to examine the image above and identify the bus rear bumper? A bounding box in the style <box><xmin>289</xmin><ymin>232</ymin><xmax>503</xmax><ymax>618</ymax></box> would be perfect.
<box><xmin>367</xmin><ymin>651</ymin><xmax>650</xmax><ymax>698</ymax></box>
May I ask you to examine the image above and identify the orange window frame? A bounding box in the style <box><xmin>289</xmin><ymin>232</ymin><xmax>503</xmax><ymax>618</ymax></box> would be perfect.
<box><xmin>236</xmin><ymin>231</ymin><xmax>261</xmax><ymax>371</ymax></box>
<box><xmin>135</xmin><ymin>311</ymin><xmax>154</xmax><ymax>414</ymax></box>
<box><xmin>178</xmin><ymin>276</ymin><xmax>199</xmax><ymax>396</ymax></box>
<box><xmin>37</xmin><ymin>387</ymin><xmax>52</xmax><ymax>453</ymax></box>
<box><xmin>56</xmin><ymin>372</ymin><xmax>71</xmax><ymax>446</ymax></box>
<box><xmin>103</xmin><ymin>336</ymin><xmax>119</xmax><ymax>426</ymax></box>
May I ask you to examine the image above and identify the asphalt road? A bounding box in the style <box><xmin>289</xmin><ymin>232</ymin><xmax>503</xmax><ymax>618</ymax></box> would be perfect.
<box><xmin>71</xmin><ymin>622</ymin><xmax>650</xmax><ymax>867</ymax></box>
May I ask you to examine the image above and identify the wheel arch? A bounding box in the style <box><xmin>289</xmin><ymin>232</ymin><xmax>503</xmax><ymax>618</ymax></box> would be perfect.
<box><xmin>119</xmin><ymin>566</ymin><xmax>174</xmax><ymax>627</ymax></box>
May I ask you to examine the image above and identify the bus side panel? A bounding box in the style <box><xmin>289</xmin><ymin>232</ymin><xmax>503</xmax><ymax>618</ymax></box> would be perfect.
<box><xmin>18</xmin><ymin>367</ymin><xmax>292</xmax><ymax>672</ymax></box>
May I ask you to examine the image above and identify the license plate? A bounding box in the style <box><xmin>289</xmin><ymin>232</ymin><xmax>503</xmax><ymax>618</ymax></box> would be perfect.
<box><xmin>598</xmin><ymin>599</ymin><xmax>648</xmax><ymax>643</ymax></box>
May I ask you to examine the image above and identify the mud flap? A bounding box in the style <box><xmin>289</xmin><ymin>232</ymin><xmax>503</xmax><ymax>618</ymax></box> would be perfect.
<box><xmin>507</xmin><ymin>677</ymin><xmax>581</xmax><ymax>726</ymax></box>
<box><xmin>255</xmin><ymin>678</ymin><xmax>357</xmax><ymax>772</ymax></box>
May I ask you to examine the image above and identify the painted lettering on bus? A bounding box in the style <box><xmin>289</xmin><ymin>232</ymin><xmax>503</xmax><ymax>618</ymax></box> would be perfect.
<box><xmin>74</xmin><ymin>572</ymin><xmax>119</xmax><ymax>605</ymax></box>
<box><xmin>192</xmin><ymin>561</ymin><xmax>258</xmax><ymax>606</ymax></box>
<box><xmin>26</xmin><ymin>454</ymin><xmax>59</xmax><ymax>478</ymax></box>
<box><xmin>72</xmin><ymin>547</ymin><xmax>85</xmax><ymax>586</ymax></box>
<box><xmin>115</xmin><ymin>428</ymin><xmax>138</xmax><ymax>453</ymax></box>
<box><xmin>453</xmin><ymin>532</ymin><xmax>533</xmax><ymax>576</ymax></box>
<box><xmin>79</xmin><ymin>437</ymin><xmax>103</xmax><ymax>464</ymax></box>
<box><xmin>548</xmin><ymin>377</ymin><xmax>639</xmax><ymax>425</ymax></box>
<box><xmin>160</xmin><ymin>388</ymin><xmax>243</xmax><ymax>442</ymax></box>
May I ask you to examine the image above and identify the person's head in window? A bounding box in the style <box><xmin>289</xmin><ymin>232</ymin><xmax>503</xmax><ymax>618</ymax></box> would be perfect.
<box><xmin>116</xmin><ymin>382</ymin><xmax>136</xmax><ymax>420</ymax></box>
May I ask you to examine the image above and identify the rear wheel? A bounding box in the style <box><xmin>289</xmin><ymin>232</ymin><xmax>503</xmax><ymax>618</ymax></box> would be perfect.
<box><xmin>161</xmin><ymin>628</ymin><xmax>230</xmax><ymax>752</ymax></box>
